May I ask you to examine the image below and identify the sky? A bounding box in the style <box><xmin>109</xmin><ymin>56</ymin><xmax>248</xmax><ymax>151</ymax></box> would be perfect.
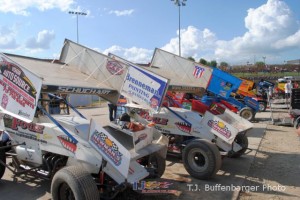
<box><xmin>0</xmin><ymin>0</ymin><xmax>300</xmax><ymax>66</ymax></box>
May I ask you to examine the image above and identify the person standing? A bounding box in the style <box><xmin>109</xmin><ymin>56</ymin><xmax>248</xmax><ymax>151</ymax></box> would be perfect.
<box><xmin>108</xmin><ymin>102</ymin><xmax>117</xmax><ymax>121</ymax></box>
<box><xmin>284</xmin><ymin>80</ymin><xmax>293</xmax><ymax>100</ymax></box>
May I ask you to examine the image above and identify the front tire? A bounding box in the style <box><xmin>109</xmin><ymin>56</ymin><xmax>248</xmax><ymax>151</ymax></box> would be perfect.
<box><xmin>293</xmin><ymin>116</ymin><xmax>300</xmax><ymax>129</ymax></box>
<box><xmin>182</xmin><ymin>139</ymin><xmax>221</xmax><ymax>180</ymax></box>
<box><xmin>51</xmin><ymin>166</ymin><xmax>99</xmax><ymax>200</ymax></box>
<box><xmin>146</xmin><ymin>152</ymin><xmax>166</xmax><ymax>178</ymax></box>
<box><xmin>0</xmin><ymin>142</ymin><xmax>6</xmax><ymax>179</ymax></box>
<box><xmin>228</xmin><ymin>133</ymin><xmax>249</xmax><ymax>158</ymax></box>
<box><xmin>258</xmin><ymin>101</ymin><xmax>267</xmax><ymax>112</ymax></box>
<box><xmin>239</xmin><ymin>107</ymin><xmax>255</xmax><ymax>121</ymax></box>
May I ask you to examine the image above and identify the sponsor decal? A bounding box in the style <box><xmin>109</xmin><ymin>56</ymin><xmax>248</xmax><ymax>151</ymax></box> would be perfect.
<box><xmin>193</xmin><ymin>66</ymin><xmax>205</xmax><ymax>78</ymax></box>
<box><xmin>220</xmin><ymin>81</ymin><xmax>233</xmax><ymax>91</ymax></box>
<box><xmin>4</xmin><ymin>117</ymin><xmax>47</xmax><ymax>144</ymax></box>
<box><xmin>18</xmin><ymin>110</ymin><xmax>30</xmax><ymax>118</ymax></box>
<box><xmin>219</xmin><ymin>91</ymin><xmax>227</xmax><ymax>97</ymax></box>
<box><xmin>193</xmin><ymin>127</ymin><xmax>201</xmax><ymax>133</ymax></box>
<box><xmin>168</xmin><ymin>85</ymin><xmax>203</xmax><ymax>93</ymax></box>
<box><xmin>207</xmin><ymin>120</ymin><xmax>231</xmax><ymax>139</ymax></box>
<box><xmin>137</xmin><ymin>110</ymin><xmax>153</xmax><ymax>121</ymax></box>
<box><xmin>43</xmin><ymin>133</ymin><xmax>53</xmax><ymax>140</ymax></box>
<box><xmin>1</xmin><ymin>94</ymin><xmax>8</xmax><ymax>108</ymax></box>
<box><xmin>106</xmin><ymin>60</ymin><xmax>125</xmax><ymax>75</ymax></box>
<box><xmin>5</xmin><ymin>117</ymin><xmax>45</xmax><ymax>134</ymax></box>
<box><xmin>175</xmin><ymin>122</ymin><xmax>192</xmax><ymax>133</ymax></box>
<box><xmin>90</xmin><ymin>130</ymin><xmax>123</xmax><ymax>166</ymax></box>
<box><xmin>152</xmin><ymin>117</ymin><xmax>168</xmax><ymax>125</ymax></box>
<box><xmin>154</xmin><ymin>126</ymin><xmax>171</xmax><ymax>134</ymax></box>
<box><xmin>56</xmin><ymin>86</ymin><xmax>112</xmax><ymax>95</ymax></box>
<box><xmin>134</xmin><ymin>133</ymin><xmax>147</xmax><ymax>145</ymax></box>
<box><xmin>133</xmin><ymin>181</ymin><xmax>178</xmax><ymax>194</ymax></box>
<box><xmin>0</xmin><ymin>58</ymin><xmax>37</xmax><ymax>108</ymax></box>
<box><xmin>150</xmin><ymin>97</ymin><xmax>159</xmax><ymax>109</ymax></box>
<box><xmin>57</xmin><ymin>135</ymin><xmax>77</xmax><ymax>153</ymax></box>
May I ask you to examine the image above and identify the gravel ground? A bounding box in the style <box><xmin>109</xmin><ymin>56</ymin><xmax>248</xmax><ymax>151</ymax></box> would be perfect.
<box><xmin>239</xmin><ymin>123</ymin><xmax>300</xmax><ymax>200</ymax></box>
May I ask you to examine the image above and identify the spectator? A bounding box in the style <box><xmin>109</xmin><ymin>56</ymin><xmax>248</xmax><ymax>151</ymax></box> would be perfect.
<box><xmin>108</xmin><ymin>102</ymin><xmax>117</xmax><ymax>121</ymax></box>
<box><xmin>284</xmin><ymin>80</ymin><xmax>293</xmax><ymax>99</ymax></box>
<box><xmin>293</xmin><ymin>82</ymin><xmax>299</xmax><ymax>89</ymax></box>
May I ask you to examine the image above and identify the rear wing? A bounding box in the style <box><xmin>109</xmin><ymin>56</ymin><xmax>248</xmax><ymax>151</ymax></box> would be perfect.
<box><xmin>0</xmin><ymin>53</ymin><xmax>42</xmax><ymax>122</ymax></box>
<box><xmin>60</xmin><ymin>39</ymin><xmax>169</xmax><ymax>112</ymax></box>
<box><xmin>149</xmin><ymin>48</ymin><xmax>212</xmax><ymax>95</ymax></box>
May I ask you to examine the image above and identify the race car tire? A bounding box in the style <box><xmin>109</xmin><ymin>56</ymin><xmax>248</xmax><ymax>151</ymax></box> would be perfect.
<box><xmin>146</xmin><ymin>152</ymin><xmax>166</xmax><ymax>178</ymax></box>
<box><xmin>239</xmin><ymin>107</ymin><xmax>255</xmax><ymax>121</ymax></box>
<box><xmin>258</xmin><ymin>101</ymin><xmax>267</xmax><ymax>112</ymax></box>
<box><xmin>182</xmin><ymin>139</ymin><xmax>221</xmax><ymax>180</ymax></box>
<box><xmin>228</xmin><ymin>133</ymin><xmax>249</xmax><ymax>158</ymax></box>
<box><xmin>0</xmin><ymin>142</ymin><xmax>6</xmax><ymax>179</ymax></box>
<box><xmin>51</xmin><ymin>166</ymin><xmax>99</xmax><ymax>200</ymax></box>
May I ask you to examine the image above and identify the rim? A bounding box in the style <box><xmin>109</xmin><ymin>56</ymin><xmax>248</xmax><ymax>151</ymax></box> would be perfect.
<box><xmin>58</xmin><ymin>182</ymin><xmax>75</xmax><ymax>200</ymax></box>
<box><xmin>259</xmin><ymin>103</ymin><xmax>266</xmax><ymax>111</ymax></box>
<box><xmin>241</xmin><ymin>110</ymin><xmax>252</xmax><ymax>120</ymax></box>
<box><xmin>187</xmin><ymin>148</ymin><xmax>209</xmax><ymax>172</ymax></box>
<box><xmin>148</xmin><ymin>155</ymin><xmax>159</xmax><ymax>175</ymax></box>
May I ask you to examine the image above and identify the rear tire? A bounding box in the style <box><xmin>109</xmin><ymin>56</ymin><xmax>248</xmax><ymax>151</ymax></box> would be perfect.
<box><xmin>182</xmin><ymin>139</ymin><xmax>221</xmax><ymax>180</ymax></box>
<box><xmin>239</xmin><ymin>107</ymin><xmax>255</xmax><ymax>121</ymax></box>
<box><xmin>0</xmin><ymin>141</ymin><xmax>6</xmax><ymax>179</ymax></box>
<box><xmin>228</xmin><ymin>133</ymin><xmax>248</xmax><ymax>158</ymax></box>
<box><xmin>51</xmin><ymin>166</ymin><xmax>99</xmax><ymax>200</ymax></box>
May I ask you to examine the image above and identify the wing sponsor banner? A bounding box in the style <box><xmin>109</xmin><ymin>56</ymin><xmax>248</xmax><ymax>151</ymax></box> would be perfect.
<box><xmin>0</xmin><ymin>53</ymin><xmax>42</xmax><ymax>122</ymax></box>
<box><xmin>88</xmin><ymin>119</ymin><xmax>131</xmax><ymax>178</ymax></box>
<box><xmin>121</xmin><ymin>65</ymin><xmax>169</xmax><ymax>112</ymax></box>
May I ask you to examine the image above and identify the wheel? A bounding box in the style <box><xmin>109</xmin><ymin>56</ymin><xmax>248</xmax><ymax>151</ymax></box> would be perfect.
<box><xmin>145</xmin><ymin>152</ymin><xmax>166</xmax><ymax>178</ymax></box>
<box><xmin>294</xmin><ymin>116</ymin><xmax>300</xmax><ymax>129</ymax></box>
<box><xmin>182</xmin><ymin>139</ymin><xmax>221</xmax><ymax>180</ymax></box>
<box><xmin>228</xmin><ymin>133</ymin><xmax>249</xmax><ymax>158</ymax></box>
<box><xmin>51</xmin><ymin>166</ymin><xmax>100</xmax><ymax>200</ymax></box>
<box><xmin>258</xmin><ymin>101</ymin><xmax>267</xmax><ymax>112</ymax></box>
<box><xmin>239</xmin><ymin>107</ymin><xmax>255</xmax><ymax>121</ymax></box>
<box><xmin>0</xmin><ymin>142</ymin><xmax>6</xmax><ymax>179</ymax></box>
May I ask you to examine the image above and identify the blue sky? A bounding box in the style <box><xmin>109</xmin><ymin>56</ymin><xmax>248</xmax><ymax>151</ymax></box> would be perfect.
<box><xmin>0</xmin><ymin>0</ymin><xmax>300</xmax><ymax>65</ymax></box>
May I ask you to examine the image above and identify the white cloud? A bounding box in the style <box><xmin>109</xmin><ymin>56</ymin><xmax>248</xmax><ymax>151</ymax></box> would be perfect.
<box><xmin>25</xmin><ymin>30</ymin><xmax>55</xmax><ymax>50</ymax></box>
<box><xmin>160</xmin><ymin>0</ymin><xmax>300</xmax><ymax>64</ymax></box>
<box><xmin>109</xmin><ymin>9</ymin><xmax>134</xmax><ymax>17</ymax></box>
<box><xmin>0</xmin><ymin>0</ymin><xmax>74</xmax><ymax>16</ymax></box>
<box><xmin>214</xmin><ymin>0</ymin><xmax>300</xmax><ymax>64</ymax></box>
<box><xmin>0</xmin><ymin>25</ymin><xmax>18</xmax><ymax>49</ymax></box>
<box><xmin>162</xmin><ymin>26</ymin><xmax>217</xmax><ymax>60</ymax></box>
<box><xmin>103</xmin><ymin>45</ymin><xmax>152</xmax><ymax>63</ymax></box>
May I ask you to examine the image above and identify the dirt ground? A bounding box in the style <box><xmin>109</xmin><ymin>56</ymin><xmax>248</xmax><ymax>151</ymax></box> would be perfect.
<box><xmin>239</xmin><ymin>123</ymin><xmax>300</xmax><ymax>200</ymax></box>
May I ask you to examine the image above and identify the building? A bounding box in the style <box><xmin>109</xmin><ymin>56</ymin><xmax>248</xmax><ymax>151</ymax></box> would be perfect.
<box><xmin>287</xmin><ymin>59</ymin><xmax>300</xmax><ymax>65</ymax></box>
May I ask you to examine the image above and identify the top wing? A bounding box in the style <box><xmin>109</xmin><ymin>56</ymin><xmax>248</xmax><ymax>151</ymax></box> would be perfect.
<box><xmin>149</xmin><ymin>48</ymin><xmax>213</xmax><ymax>94</ymax></box>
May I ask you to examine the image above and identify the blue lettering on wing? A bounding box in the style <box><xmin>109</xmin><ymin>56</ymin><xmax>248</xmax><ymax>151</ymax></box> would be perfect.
<box><xmin>126</xmin><ymin>73</ymin><xmax>159</xmax><ymax>97</ymax></box>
